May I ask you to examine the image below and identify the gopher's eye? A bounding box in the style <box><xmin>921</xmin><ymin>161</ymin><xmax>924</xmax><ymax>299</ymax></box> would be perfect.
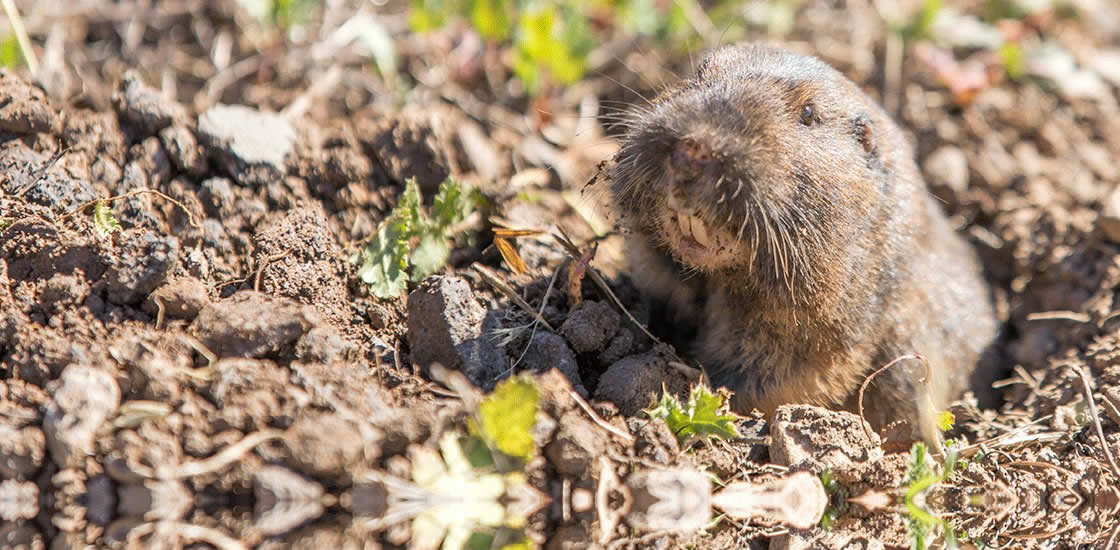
<box><xmin>799</xmin><ymin>104</ymin><xmax>816</xmax><ymax>126</ymax></box>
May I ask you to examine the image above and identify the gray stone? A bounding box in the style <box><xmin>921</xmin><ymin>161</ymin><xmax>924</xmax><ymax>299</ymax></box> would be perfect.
<box><xmin>198</xmin><ymin>104</ymin><xmax>295</xmax><ymax>186</ymax></box>
<box><xmin>407</xmin><ymin>276</ymin><xmax>505</xmax><ymax>389</ymax></box>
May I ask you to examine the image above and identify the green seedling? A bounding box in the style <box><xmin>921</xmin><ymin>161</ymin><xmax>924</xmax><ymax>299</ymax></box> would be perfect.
<box><xmin>0</xmin><ymin>34</ymin><xmax>21</xmax><ymax>68</ymax></box>
<box><xmin>92</xmin><ymin>200</ymin><xmax>121</xmax><ymax>237</ymax></box>
<box><xmin>235</xmin><ymin>0</ymin><xmax>316</xmax><ymax>28</ymax></box>
<box><xmin>998</xmin><ymin>42</ymin><xmax>1026</xmax><ymax>79</ymax></box>
<box><xmin>818</xmin><ymin>468</ymin><xmax>847</xmax><ymax>531</ymax></box>
<box><xmin>354</xmin><ymin>177</ymin><xmax>479</xmax><ymax>299</ymax></box>
<box><xmin>512</xmin><ymin>4</ymin><xmax>592</xmax><ymax>93</ymax></box>
<box><xmin>471</xmin><ymin>376</ymin><xmax>540</xmax><ymax>462</ymax></box>
<box><xmin>896</xmin><ymin>0</ymin><xmax>943</xmax><ymax>43</ymax></box>
<box><xmin>906</xmin><ymin>441</ymin><xmax>964</xmax><ymax>550</ymax></box>
<box><xmin>408</xmin><ymin>431</ymin><xmax>537</xmax><ymax>550</ymax></box>
<box><xmin>647</xmin><ymin>385</ymin><xmax>741</xmax><ymax>443</ymax></box>
<box><xmin>365</xmin><ymin>376</ymin><xmax>544</xmax><ymax>550</ymax></box>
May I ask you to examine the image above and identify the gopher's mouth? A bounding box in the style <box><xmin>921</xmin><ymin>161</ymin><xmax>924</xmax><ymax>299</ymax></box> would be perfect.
<box><xmin>661</xmin><ymin>204</ymin><xmax>739</xmax><ymax>270</ymax></box>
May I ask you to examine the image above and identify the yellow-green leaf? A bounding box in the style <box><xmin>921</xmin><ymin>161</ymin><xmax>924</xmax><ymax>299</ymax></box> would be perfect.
<box><xmin>477</xmin><ymin>377</ymin><xmax>539</xmax><ymax>460</ymax></box>
<box><xmin>936</xmin><ymin>410</ymin><xmax>955</xmax><ymax>432</ymax></box>
<box><xmin>92</xmin><ymin>200</ymin><xmax>121</xmax><ymax>237</ymax></box>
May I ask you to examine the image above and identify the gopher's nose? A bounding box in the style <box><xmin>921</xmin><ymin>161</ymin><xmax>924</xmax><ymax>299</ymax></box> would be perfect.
<box><xmin>669</xmin><ymin>139</ymin><xmax>715</xmax><ymax>179</ymax></box>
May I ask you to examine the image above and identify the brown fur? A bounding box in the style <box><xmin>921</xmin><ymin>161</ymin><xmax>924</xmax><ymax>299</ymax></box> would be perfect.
<box><xmin>608</xmin><ymin>43</ymin><xmax>998</xmax><ymax>441</ymax></box>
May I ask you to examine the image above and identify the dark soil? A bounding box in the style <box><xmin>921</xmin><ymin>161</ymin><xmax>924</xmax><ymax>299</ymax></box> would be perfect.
<box><xmin>1</xmin><ymin>1</ymin><xmax>1119</xmax><ymax>549</ymax></box>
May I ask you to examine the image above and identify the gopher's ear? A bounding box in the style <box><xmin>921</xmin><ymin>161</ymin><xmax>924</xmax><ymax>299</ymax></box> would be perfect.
<box><xmin>854</xmin><ymin>115</ymin><xmax>876</xmax><ymax>155</ymax></box>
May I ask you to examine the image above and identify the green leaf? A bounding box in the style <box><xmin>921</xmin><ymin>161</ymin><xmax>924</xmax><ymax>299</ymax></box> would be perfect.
<box><xmin>471</xmin><ymin>0</ymin><xmax>512</xmax><ymax>41</ymax></box>
<box><xmin>270</xmin><ymin>0</ymin><xmax>316</xmax><ymax>28</ymax></box>
<box><xmin>92</xmin><ymin>200</ymin><xmax>121</xmax><ymax>237</ymax></box>
<box><xmin>354</xmin><ymin>178</ymin><xmax>478</xmax><ymax>298</ymax></box>
<box><xmin>998</xmin><ymin>42</ymin><xmax>1025</xmax><ymax>80</ymax></box>
<box><xmin>899</xmin><ymin>0</ymin><xmax>943</xmax><ymax>42</ymax></box>
<box><xmin>513</xmin><ymin>6</ymin><xmax>590</xmax><ymax>93</ymax></box>
<box><xmin>0</xmin><ymin>34</ymin><xmax>22</xmax><ymax>68</ymax></box>
<box><xmin>431</xmin><ymin>178</ymin><xmax>476</xmax><ymax>229</ymax></box>
<box><xmin>354</xmin><ymin>180</ymin><xmax>421</xmax><ymax>299</ymax></box>
<box><xmin>411</xmin><ymin>230</ymin><xmax>453</xmax><ymax>281</ymax></box>
<box><xmin>409</xmin><ymin>0</ymin><xmax>458</xmax><ymax>32</ymax></box>
<box><xmin>647</xmin><ymin>385</ymin><xmax>741</xmax><ymax>443</ymax></box>
<box><xmin>355</xmin><ymin>221</ymin><xmax>410</xmax><ymax>299</ymax></box>
<box><xmin>477</xmin><ymin>377</ymin><xmax>539</xmax><ymax>460</ymax></box>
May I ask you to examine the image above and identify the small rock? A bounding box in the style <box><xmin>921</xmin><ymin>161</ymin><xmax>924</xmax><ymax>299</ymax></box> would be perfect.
<box><xmin>922</xmin><ymin>145</ymin><xmax>969</xmax><ymax>193</ymax></box>
<box><xmin>43</xmin><ymin>365</ymin><xmax>121</xmax><ymax>467</ymax></box>
<box><xmin>518</xmin><ymin>332</ymin><xmax>583</xmax><ymax>391</ymax></box>
<box><xmin>282</xmin><ymin>414</ymin><xmax>365</xmax><ymax>476</ymax></box>
<box><xmin>769</xmin><ymin>405</ymin><xmax>882</xmax><ymax>471</ymax></box>
<box><xmin>561</xmin><ymin>300</ymin><xmax>620</xmax><ymax>353</ymax></box>
<box><xmin>101</xmin><ymin>230</ymin><xmax>181</xmax><ymax>306</ymax></box>
<box><xmin>0</xmin><ymin>71</ymin><xmax>58</xmax><ymax>134</ymax></box>
<box><xmin>190</xmin><ymin>291</ymin><xmax>321</xmax><ymax>359</ymax></box>
<box><xmin>252</xmin><ymin>206</ymin><xmax>350</xmax><ymax>322</ymax></box>
<box><xmin>199</xmin><ymin>177</ymin><xmax>236</xmax><ymax>217</ymax></box>
<box><xmin>407</xmin><ymin>276</ymin><xmax>505</xmax><ymax>389</ymax></box>
<box><xmin>113</xmin><ymin>71</ymin><xmax>188</xmax><ymax>135</ymax></box>
<box><xmin>159</xmin><ymin>125</ymin><xmax>207</xmax><ymax>177</ymax></box>
<box><xmin>295</xmin><ymin>326</ymin><xmax>354</xmax><ymax>363</ymax></box>
<box><xmin>1099</xmin><ymin>187</ymin><xmax>1120</xmax><ymax>244</ymax></box>
<box><xmin>594</xmin><ymin>352</ymin><xmax>670</xmax><ymax>416</ymax></box>
<box><xmin>209</xmin><ymin>358</ymin><xmax>303</xmax><ymax>430</ymax></box>
<box><xmin>198</xmin><ymin>104</ymin><xmax>296</xmax><ymax>186</ymax></box>
<box><xmin>145</xmin><ymin>277</ymin><xmax>211</xmax><ymax>321</ymax></box>
<box><xmin>0</xmin><ymin>423</ymin><xmax>45</xmax><ymax>478</ymax></box>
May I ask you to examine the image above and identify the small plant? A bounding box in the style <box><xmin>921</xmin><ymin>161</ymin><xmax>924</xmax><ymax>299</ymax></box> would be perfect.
<box><xmin>92</xmin><ymin>200</ymin><xmax>121</xmax><ymax>237</ymax></box>
<box><xmin>409</xmin><ymin>0</ymin><xmax>594</xmax><ymax>94</ymax></box>
<box><xmin>0</xmin><ymin>34</ymin><xmax>22</xmax><ymax>68</ymax></box>
<box><xmin>818</xmin><ymin>468</ymin><xmax>847</xmax><ymax>531</ymax></box>
<box><xmin>410</xmin><ymin>376</ymin><xmax>543</xmax><ymax>550</ymax></box>
<box><xmin>896</xmin><ymin>0</ymin><xmax>943</xmax><ymax>43</ymax></box>
<box><xmin>905</xmin><ymin>442</ymin><xmax>963</xmax><ymax>550</ymax></box>
<box><xmin>235</xmin><ymin>0</ymin><xmax>316</xmax><ymax>29</ymax></box>
<box><xmin>472</xmin><ymin>376</ymin><xmax>540</xmax><ymax>461</ymax></box>
<box><xmin>647</xmin><ymin>385</ymin><xmax>741</xmax><ymax>443</ymax></box>
<box><xmin>353</xmin><ymin>177</ymin><xmax>479</xmax><ymax>299</ymax></box>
